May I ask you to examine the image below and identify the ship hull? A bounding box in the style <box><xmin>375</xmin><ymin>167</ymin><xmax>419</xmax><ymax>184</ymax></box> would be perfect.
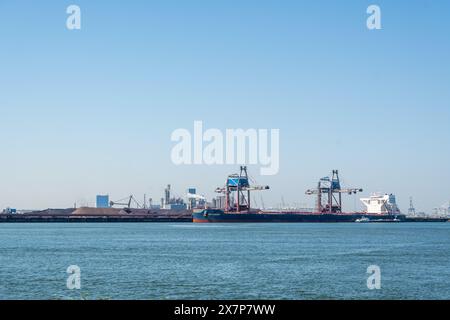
<box><xmin>193</xmin><ymin>209</ymin><xmax>405</xmax><ymax>223</ymax></box>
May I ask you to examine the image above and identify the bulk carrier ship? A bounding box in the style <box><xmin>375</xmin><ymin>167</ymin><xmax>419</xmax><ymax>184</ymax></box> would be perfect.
<box><xmin>193</xmin><ymin>166</ymin><xmax>405</xmax><ymax>223</ymax></box>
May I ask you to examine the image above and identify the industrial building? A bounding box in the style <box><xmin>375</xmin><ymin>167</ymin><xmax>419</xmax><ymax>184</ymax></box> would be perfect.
<box><xmin>96</xmin><ymin>195</ymin><xmax>110</xmax><ymax>208</ymax></box>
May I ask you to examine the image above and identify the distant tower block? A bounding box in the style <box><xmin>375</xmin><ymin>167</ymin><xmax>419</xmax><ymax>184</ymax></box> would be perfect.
<box><xmin>188</xmin><ymin>188</ymin><xmax>196</xmax><ymax>194</ymax></box>
<box><xmin>188</xmin><ymin>188</ymin><xmax>197</xmax><ymax>208</ymax></box>
<box><xmin>96</xmin><ymin>195</ymin><xmax>110</xmax><ymax>208</ymax></box>
<box><xmin>165</xmin><ymin>184</ymin><xmax>171</xmax><ymax>207</ymax></box>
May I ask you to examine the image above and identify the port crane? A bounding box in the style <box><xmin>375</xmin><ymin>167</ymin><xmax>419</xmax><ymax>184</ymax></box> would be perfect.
<box><xmin>215</xmin><ymin>166</ymin><xmax>269</xmax><ymax>213</ymax></box>
<box><xmin>408</xmin><ymin>197</ymin><xmax>416</xmax><ymax>216</ymax></box>
<box><xmin>109</xmin><ymin>195</ymin><xmax>142</xmax><ymax>213</ymax></box>
<box><xmin>305</xmin><ymin>170</ymin><xmax>362</xmax><ymax>213</ymax></box>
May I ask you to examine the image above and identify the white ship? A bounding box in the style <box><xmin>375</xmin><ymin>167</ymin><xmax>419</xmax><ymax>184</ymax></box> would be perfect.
<box><xmin>360</xmin><ymin>193</ymin><xmax>401</xmax><ymax>215</ymax></box>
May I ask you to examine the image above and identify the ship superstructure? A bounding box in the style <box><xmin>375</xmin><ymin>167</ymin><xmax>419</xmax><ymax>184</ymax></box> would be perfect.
<box><xmin>360</xmin><ymin>193</ymin><xmax>401</xmax><ymax>215</ymax></box>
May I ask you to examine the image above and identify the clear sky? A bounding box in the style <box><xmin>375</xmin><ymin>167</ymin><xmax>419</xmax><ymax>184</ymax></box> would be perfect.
<box><xmin>0</xmin><ymin>0</ymin><xmax>449</xmax><ymax>212</ymax></box>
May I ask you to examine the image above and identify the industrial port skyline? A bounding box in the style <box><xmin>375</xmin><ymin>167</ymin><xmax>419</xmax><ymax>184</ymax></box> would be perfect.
<box><xmin>2</xmin><ymin>166</ymin><xmax>449</xmax><ymax>218</ymax></box>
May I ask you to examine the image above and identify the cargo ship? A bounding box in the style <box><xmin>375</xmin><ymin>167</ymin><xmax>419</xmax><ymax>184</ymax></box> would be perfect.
<box><xmin>193</xmin><ymin>167</ymin><xmax>405</xmax><ymax>223</ymax></box>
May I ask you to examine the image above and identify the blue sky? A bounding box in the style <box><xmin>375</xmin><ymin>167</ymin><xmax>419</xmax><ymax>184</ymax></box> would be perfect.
<box><xmin>0</xmin><ymin>0</ymin><xmax>449</xmax><ymax>212</ymax></box>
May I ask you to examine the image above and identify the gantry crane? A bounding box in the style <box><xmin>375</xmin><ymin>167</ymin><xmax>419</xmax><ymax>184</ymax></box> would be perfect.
<box><xmin>215</xmin><ymin>166</ymin><xmax>269</xmax><ymax>213</ymax></box>
<box><xmin>109</xmin><ymin>195</ymin><xmax>142</xmax><ymax>213</ymax></box>
<box><xmin>305</xmin><ymin>170</ymin><xmax>362</xmax><ymax>213</ymax></box>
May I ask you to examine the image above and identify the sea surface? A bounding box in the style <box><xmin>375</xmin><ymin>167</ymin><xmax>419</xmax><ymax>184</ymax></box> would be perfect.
<box><xmin>0</xmin><ymin>222</ymin><xmax>449</xmax><ymax>300</ymax></box>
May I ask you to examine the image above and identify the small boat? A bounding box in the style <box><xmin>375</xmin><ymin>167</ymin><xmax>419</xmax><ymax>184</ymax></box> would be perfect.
<box><xmin>356</xmin><ymin>217</ymin><xmax>402</xmax><ymax>223</ymax></box>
